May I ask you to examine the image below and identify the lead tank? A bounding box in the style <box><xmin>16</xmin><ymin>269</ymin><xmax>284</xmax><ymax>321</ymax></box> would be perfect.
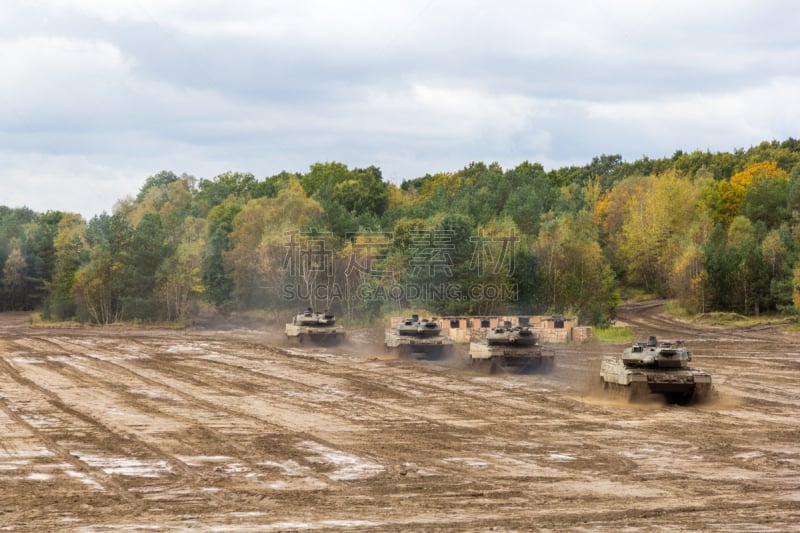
<box><xmin>384</xmin><ymin>315</ymin><xmax>453</xmax><ymax>359</ymax></box>
<box><xmin>600</xmin><ymin>336</ymin><xmax>712</xmax><ymax>403</ymax></box>
<box><xmin>469</xmin><ymin>321</ymin><xmax>555</xmax><ymax>373</ymax></box>
<box><xmin>285</xmin><ymin>308</ymin><xmax>345</xmax><ymax>345</ymax></box>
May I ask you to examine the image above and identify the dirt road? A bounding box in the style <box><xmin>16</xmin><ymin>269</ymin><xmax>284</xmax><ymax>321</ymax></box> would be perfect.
<box><xmin>0</xmin><ymin>304</ymin><xmax>798</xmax><ymax>531</ymax></box>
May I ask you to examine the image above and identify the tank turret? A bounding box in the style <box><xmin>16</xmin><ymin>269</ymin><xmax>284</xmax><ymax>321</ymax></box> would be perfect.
<box><xmin>600</xmin><ymin>335</ymin><xmax>712</xmax><ymax>403</ymax></box>
<box><xmin>293</xmin><ymin>308</ymin><xmax>337</xmax><ymax>327</ymax></box>
<box><xmin>395</xmin><ymin>314</ymin><xmax>443</xmax><ymax>337</ymax></box>
<box><xmin>621</xmin><ymin>336</ymin><xmax>691</xmax><ymax>369</ymax></box>
<box><xmin>285</xmin><ymin>308</ymin><xmax>345</xmax><ymax>345</ymax></box>
<box><xmin>486</xmin><ymin>321</ymin><xmax>538</xmax><ymax>347</ymax></box>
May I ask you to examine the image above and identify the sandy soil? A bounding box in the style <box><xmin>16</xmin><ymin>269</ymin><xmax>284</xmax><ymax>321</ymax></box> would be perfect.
<box><xmin>0</xmin><ymin>303</ymin><xmax>798</xmax><ymax>531</ymax></box>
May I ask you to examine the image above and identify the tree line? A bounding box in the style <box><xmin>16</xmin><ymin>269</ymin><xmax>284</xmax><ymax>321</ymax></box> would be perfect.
<box><xmin>2</xmin><ymin>139</ymin><xmax>800</xmax><ymax>325</ymax></box>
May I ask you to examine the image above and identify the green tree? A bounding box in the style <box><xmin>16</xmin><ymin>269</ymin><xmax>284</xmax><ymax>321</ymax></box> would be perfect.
<box><xmin>710</xmin><ymin>161</ymin><xmax>789</xmax><ymax>226</ymax></box>
<box><xmin>467</xmin><ymin>217</ymin><xmax>520</xmax><ymax>316</ymax></box>
<box><xmin>499</xmin><ymin>161</ymin><xmax>555</xmax><ymax>235</ymax></box>
<box><xmin>73</xmin><ymin>213</ymin><xmax>132</xmax><ymax>323</ymax></box>
<box><xmin>302</xmin><ymin>163</ymin><xmax>389</xmax><ymax>237</ymax></box>
<box><xmin>331</xmin><ymin>165</ymin><xmax>389</xmax><ymax>218</ymax></box>
<box><xmin>194</xmin><ymin>172</ymin><xmax>264</xmax><ymax>214</ymax></box>
<box><xmin>741</xmin><ymin>175</ymin><xmax>791</xmax><ymax>229</ymax></box>
<box><xmin>301</xmin><ymin>162</ymin><xmax>350</xmax><ymax>198</ymax></box>
<box><xmin>202</xmin><ymin>200</ymin><xmax>241</xmax><ymax>311</ymax></box>
<box><xmin>43</xmin><ymin>214</ymin><xmax>87</xmax><ymax>320</ymax></box>
<box><xmin>705</xmin><ymin>217</ymin><xmax>772</xmax><ymax>315</ymax></box>
<box><xmin>136</xmin><ymin>170</ymin><xmax>180</xmax><ymax>202</ymax></box>
<box><xmin>21</xmin><ymin>211</ymin><xmax>65</xmax><ymax>309</ymax></box>
<box><xmin>426</xmin><ymin>213</ymin><xmax>476</xmax><ymax>315</ymax></box>
<box><xmin>793</xmin><ymin>264</ymin><xmax>800</xmax><ymax>311</ymax></box>
<box><xmin>120</xmin><ymin>213</ymin><xmax>172</xmax><ymax>319</ymax></box>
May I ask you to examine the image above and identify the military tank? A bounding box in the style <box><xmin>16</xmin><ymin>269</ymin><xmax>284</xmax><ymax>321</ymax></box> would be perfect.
<box><xmin>285</xmin><ymin>308</ymin><xmax>345</xmax><ymax>345</ymax></box>
<box><xmin>600</xmin><ymin>335</ymin><xmax>712</xmax><ymax>403</ymax></box>
<box><xmin>384</xmin><ymin>315</ymin><xmax>454</xmax><ymax>359</ymax></box>
<box><xmin>469</xmin><ymin>321</ymin><xmax>555</xmax><ymax>373</ymax></box>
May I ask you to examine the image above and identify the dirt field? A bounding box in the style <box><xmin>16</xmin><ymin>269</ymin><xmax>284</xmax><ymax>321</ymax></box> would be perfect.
<box><xmin>1</xmin><ymin>302</ymin><xmax>798</xmax><ymax>531</ymax></box>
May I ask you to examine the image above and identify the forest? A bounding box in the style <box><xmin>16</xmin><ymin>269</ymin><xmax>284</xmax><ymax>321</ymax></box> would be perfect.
<box><xmin>2</xmin><ymin>139</ymin><xmax>800</xmax><ymax>326</ymax></box>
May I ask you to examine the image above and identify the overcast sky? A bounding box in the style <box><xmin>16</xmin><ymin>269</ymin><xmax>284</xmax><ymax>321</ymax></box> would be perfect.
<box><xmin>1</xmin><ymin>0</ymin><xmax>798</xmax><ymax>218</ymax></box>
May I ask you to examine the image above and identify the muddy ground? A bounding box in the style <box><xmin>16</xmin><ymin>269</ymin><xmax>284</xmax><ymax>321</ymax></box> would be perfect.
<box><xmin>0</xmin><ymin>302</ymin><xmax>798</xmax><ymax>531</ymax></box>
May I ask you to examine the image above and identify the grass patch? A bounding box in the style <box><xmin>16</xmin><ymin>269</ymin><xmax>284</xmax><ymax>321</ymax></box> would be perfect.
<box><xmin>692</xmin><ymin>312</ymin><xmax>795</xmax><ymax>328</ymax></box>
<box><xmin>28</xmin><ymin>313</ymin><xmax>81</xmax><ymax>328</ymax></box>
<box><xmin>29</xmin><ymin>311</ymin><xmax>193</xmax><ymax>329</ymax></box>
<box><xmin>693</xmin><ymin>312</ymin><xmax>749</xmax><ymax>326</ymax></box>
<box><xmin>663</xmin><ymin>300</ymin><xmax>798</xmax><ymax>330</ymax></box>
<box><xmin>592</xmin><ymin>326</ymin><xmax>636</xmax><ymax>344</ymax></box>
<box><xmin>663</xmin><ymin>300</ymin><xmax>693</xmax><ymax>319</ymax></box>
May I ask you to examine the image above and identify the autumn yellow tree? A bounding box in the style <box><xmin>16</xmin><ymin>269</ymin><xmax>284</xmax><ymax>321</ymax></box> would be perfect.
<box><xmin>669</xmin><ymin>244</ymin><xmax>708</xmax><ymax>313</ymax></box>
<box><xmin>1</xmin><ymin>238</ymin><xmax>27</xmax><ymax>309</ymax></box>
<box><xmin>711</xmin><ymin>161</ymin><xmax>789</xmax><ymax>225</ymax></box>
<box><xmin>534</xmin><ymin>211</ymin><xmax>616</xmax><ymax>319</ymax></box>
<box><xmin>667</xmin><ymin>211</ymin><xmax>716</xmax><ymax>313</ymax></box>
<box><xmin>608</xmin><ymin>171</ymin><xmax>703</xmax><ymax>295</ymax></box>
<box><xmin>127</xmin><ymin>177</ymin><xmax>196</xmax><ymax>243</ymax></box>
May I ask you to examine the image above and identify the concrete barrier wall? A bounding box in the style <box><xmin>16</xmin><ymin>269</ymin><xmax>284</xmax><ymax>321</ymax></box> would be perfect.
<box><xmin>388</xmin><ymin>315</ymin><xmax>592</xmax><ymax>343</ymax></box>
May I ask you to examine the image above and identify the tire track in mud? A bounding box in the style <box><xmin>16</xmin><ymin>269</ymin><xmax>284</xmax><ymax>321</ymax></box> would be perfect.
<box><xmin>220</xmin><ymin>340</ymin><xmax>692</xmax><ymax>481</ymax></box>
<box><xmin>31</xmin><ymin>335</ymin><xmax>476</xmax><ymax>500</ymax></box>
<box><xmin>45</xmin><ymin>334</ymin><xmax>640</xmax><ymax>485</ymax></box>
<box><xmin>44</xmin><ymin>335</ymin><xmax>358</xmax><ymax>434</ymax></box>
<box><xmin>8</xmin><ymin>336</ymin><xmax>404</xmax><ymax>511</ymax></box>
<box><xmin>616</xmin><ymin>300</ymin><xmax>727</xmax><ymax>343</ymax></box>
<box><xmin>61</xmin><ymin>336</ymin><xmax>556</xmax><ymax>478</ymax></box>
<box><xmin>131</xmin><ymin>338</ymin><xmax>643</xmax><ymax>476</ymax></box>
<box><xmin>191</xmin><ymin>340</ymin><xmax>601</xmax><ymax>429</ymax></box>
<box><xmin>39</xmin><ymin>334</ymin><xmax>556</xmax><ymax>496</ymax></box>
<box><xmin>121</xmin><ymin>335</ymin><xmax>559</xmax><ymax>424</ymax></box>
<box><xmin>618</xmin><ymin>300</ymin><xmax>797</xmax><ymax>348</ymax></box>
<box><xmin>35</xmin><ymin>331</ymin><xmax>790</xmax><ymax>462</ymax></box>
<box><xmin>17</xmin><ymin>335</ymin><xmax>339</xmax><ymax>494</ymax></box>
<box><xmin>0</xmin><ymin>349</ymin><xmax>144</xmax><ymax>511</ymax></box>
<box><xmin>2</xmin><ymin>337</ymin><xmax>237</xmax><ymax>505</ymax></box>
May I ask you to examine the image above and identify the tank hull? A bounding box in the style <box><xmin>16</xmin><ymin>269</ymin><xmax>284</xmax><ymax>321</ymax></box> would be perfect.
<box><xmin>285</xmin><ymin>323</ymin><xmax>346</xmax><ymax>345</ymax></box>
<box><xmin>469</xmin><ymin>342</ymin><xmax>554</xmax><ymax>373</ymax></box>
<box><xmin>600</xmin><ymin>358</ymin><xmax>712</xmax><ymax>403</ymax></box>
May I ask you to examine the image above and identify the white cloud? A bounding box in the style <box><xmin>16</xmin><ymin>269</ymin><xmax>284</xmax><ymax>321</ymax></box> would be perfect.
<box><xmin>0</xmin><ymin>36</ymin><xmax>128</xmax><ymax>122</ymax></box>
<box><xmin>0</xmin><ymin>151</ymin><xmax>139</xmax><ymax>218</ymax></box>
<box><xmin>587</xmin><ymin>76</ymin><xmax>800</xmax><ymax>152</ymax></box>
